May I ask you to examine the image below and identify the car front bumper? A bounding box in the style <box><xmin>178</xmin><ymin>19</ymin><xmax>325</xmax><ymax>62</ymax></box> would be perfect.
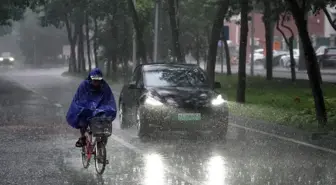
<box><xmin>140</xmin><ymin>103</ymin><xmax>228</xmax><ymax>131</ymax></box>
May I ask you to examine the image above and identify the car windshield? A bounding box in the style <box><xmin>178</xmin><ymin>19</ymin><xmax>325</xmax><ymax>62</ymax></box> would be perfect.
<box><xmin>144</xmin><ymin>67</ymin><xmax>209</xmax><ymax>87</ymax></box>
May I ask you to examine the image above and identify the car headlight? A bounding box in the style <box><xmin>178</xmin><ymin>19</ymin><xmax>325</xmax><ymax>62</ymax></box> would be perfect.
<box><xmin>145</xmin><ymin>96</ymin><xmax>163</xmax><ymax>106</ymax></box>
<box><xmin>0</xmin><ymin>57</ymin><xmax>3</xmax><ymax>61</ymax></box>
<box><xmin>9</xmin><ymin>57</ymin><xmax>14</xmax><ymax>61</ymax></box>
<box><xmin>211</xmin><ymin>95</ymin><xmax>226</xmax><ymax>106</ymax></box>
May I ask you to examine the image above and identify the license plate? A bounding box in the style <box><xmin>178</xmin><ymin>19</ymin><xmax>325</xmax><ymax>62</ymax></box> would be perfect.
<box><xmin>178</xmin><ymin>113</ymin><xmax>201</xmax><ymax>121</ymax></box>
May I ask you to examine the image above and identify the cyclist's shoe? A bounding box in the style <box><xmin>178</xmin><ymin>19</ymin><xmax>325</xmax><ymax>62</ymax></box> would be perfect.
<box><xmin>75</xmin><ymin>137</ymin><xmax>86</xmax><ymax>147</ymax></box>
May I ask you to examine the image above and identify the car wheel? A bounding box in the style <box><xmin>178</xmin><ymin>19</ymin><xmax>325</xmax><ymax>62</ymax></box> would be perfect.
<box><xmin>119</xmin><ymin>101</ymin><xmax>129</xmax><ymax>129</ymax></box>
<box><xmin>136</xmin><ymin>105</ymin><xmax>152</xmax><ymax>138</ymax></box>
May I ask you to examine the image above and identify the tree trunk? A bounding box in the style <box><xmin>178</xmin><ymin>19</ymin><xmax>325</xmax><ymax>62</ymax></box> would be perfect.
<box><xmin>112</xmin><ymin>55</ymin><xmax>118</xmax><ymax>80</ymax></box>
<box><xmin>167</xmin><ymin>0</ymin><xmax>185</xmax><ymax>63</ymax></box>
<box><xmin>263</xmin><ymin>2</ymin><xmax>274</xmax><ymax>80</ymax></box>
<box><xmin>223</xmin><ymin>37</ymin><xmax>231</xmax><ymax>75</ymax></box>
<box><xmin>106</xmin><ymin>60</ymin><xmax>111</xmax><ymax>77</ymax></box>
<box><xmin>110</xmin><ymin>18</ymin><xmax>118</xmax><ymax>80</ymax></box>
<box><xmin>85</xmin><ymin>13</ymin><xmax>92</xmax><ymax>71</ymax></box>
<box><xmin>77</xmin><ymin>21</ymin><xmax>85</xmax><ymax>73</ymax></box>
<box><xmin>286</xmin><ymin>0</ymin><xmax>327</xmax><ymax>127</ymax></box>
<box><xmin>265</xmin><ymin>21</ymin><xmax>274</xmax><ymax>80</ymax></box>
<box><xmin>206</xmin><ymin>1</ymin><xmax>229</xmax><ymax>87</ymax></box>
<box><xmin>196</xmin><ymin>32</ymin><xmax>200</xmax><ymax>66</ymax></box>
<box><xmin>288</xmin><ymin>37</ymin><xmax>296</xmax><ymax>81</ymax></box>
<box><xmin>298</xmin><ymin>38</ymin><xmax>306</xmax><ymax>70</ymax></box>
<box><xmin>236</xmin><ymin>0</ymin><xmax>249</xmax><ymax>103</ymax></box>
<box><xmin>127</xmin><ymin>0</ymin><xmax>147</xmax><ymax>64</ymax></box>
<box><xmin>64</xmin><ymin>17</ymin><xmax>77</xmax><ymax>72</ymax></box>
<box><xmin>298</xmin><ymin>12</ymin><xmax>307</xmax><ymax>71</ymax></box>
<box><xmin>93</xmin><ymin>17</ymin><xmax>99</xmax><ymax>68</ymax></box>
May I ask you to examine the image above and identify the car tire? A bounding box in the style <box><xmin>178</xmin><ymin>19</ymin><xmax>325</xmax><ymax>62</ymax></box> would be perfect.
<box><xmin>119</xmin><ymin>100</ymin><xmax>129</xmax><ymax>129</ymax></box>
<box><xmin>136</xmin><ymin>105</ymin><xmax>152</xmax><ymax>138</ymax></box>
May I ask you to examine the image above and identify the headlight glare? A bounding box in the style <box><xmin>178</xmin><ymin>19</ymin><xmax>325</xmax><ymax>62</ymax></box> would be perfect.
<box><xmin>9</xmin><ymin>57</ymin><xmax>14</xmax><ymax>61</ymax></box>
<box><xmin>211</xmin><ymin>95</ymin><xmax>226</xmax><ymax>106</ymax></box>
<box><xmin>145</xmin><ymin>96</ymin><xmax>163</xmax><ymax>106</ymax></box>
<box><xmin>0</xmin><ymin>57</ymin><xmax>3</xmax><ymax>61</ymax></box>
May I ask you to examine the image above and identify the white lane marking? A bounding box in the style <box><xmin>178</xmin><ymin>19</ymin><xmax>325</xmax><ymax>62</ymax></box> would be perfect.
<box><xmin>111</xmin><ymin>135</ymin><xmax>202</xmax><ymax>185</ymax></box>
<box><xmin>54</xmin><ymin>103</ymin><xmax>62</xmax><ymax>108</ymax></box>
<box><xmin>42</xmin><ymin>96</ymin><xmax>48</xmax><ymax>100</ymax></box>
<box><xmin>230</xmin><ymin>123</ymin><xmax>336</xmax><ymax>155</ymax></box>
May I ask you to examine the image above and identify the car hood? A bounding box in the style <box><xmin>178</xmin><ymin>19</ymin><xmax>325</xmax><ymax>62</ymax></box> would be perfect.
<box><xmin>147</xmin><ymin>87</ymin><xmax>219</xmax><ymax>108</ymax></box>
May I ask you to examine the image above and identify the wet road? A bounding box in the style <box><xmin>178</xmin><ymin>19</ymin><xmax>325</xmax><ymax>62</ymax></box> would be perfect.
<box><xmin>1</xmin><ymin>68</ymin><xmax>336</xmax><ymax>185</ymax></box>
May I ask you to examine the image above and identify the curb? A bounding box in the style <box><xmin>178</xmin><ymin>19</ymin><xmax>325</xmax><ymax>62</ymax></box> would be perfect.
<box><xmin>230</xmin><ymin>114</ymin><xmax>336</xmax><ymax>152</ymax></box>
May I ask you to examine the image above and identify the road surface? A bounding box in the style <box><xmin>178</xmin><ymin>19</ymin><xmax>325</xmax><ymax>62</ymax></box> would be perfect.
<box><xmin>0</xmin><ymin>68</ymin><xmax>336</xmax><ymax>185</ymax></box>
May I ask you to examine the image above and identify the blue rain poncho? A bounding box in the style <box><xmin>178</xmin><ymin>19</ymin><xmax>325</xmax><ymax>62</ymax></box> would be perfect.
<box><xmin>66</xmin><ymin>68</ymin><xmax>117</xmax><ymax>129</ymax></box>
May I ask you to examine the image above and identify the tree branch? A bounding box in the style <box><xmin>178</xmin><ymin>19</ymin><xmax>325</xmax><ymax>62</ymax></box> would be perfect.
<box><xmin>281</xmin><ymin>13</ymin><xmax>294</xmax><ymax>38</ymax></box>
<box><xmin>276</xmin><ymin>15</ymin><xmax>289</xmax><ymax>46</ymax></box>
<box><xmin>322</xmin><ymin>6</ymin><xmax>336</xmax><ymax>31</ymax></box>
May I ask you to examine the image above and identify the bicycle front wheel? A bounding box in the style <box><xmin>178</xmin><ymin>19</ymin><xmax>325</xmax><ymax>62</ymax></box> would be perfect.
<box><xmin>94</xmin><ymin>141</ymin><xmax>107</xmax><ymax>174</ymax></box>
<box><xmin>81</xmin><ymin>145</ymin><xmax>90</xmax><ymax>168</ymax></box>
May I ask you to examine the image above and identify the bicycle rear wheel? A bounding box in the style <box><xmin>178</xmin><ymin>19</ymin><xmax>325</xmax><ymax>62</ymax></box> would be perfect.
<box><xmin>94</xmin><ymin>141</ymin><xmax>107</xmax><ymax>174</ymax></box>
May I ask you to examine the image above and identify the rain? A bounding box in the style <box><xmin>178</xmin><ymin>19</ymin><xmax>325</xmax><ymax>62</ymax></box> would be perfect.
<box><xmin>1</xmin><ymin>0</ymin><xmax>336</xmax><ymax>185</ymax></box>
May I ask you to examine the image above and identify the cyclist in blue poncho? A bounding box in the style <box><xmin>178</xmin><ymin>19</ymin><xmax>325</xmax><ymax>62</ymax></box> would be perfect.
<box><xmin>66</xmin><ymin>68</ymin><xmax>117</xmax><ymax>147</ymax></box>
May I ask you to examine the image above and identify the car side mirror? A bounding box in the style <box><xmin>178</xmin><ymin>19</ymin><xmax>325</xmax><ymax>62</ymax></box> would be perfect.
<box><xmin>214</xmin><ymin>81</ymin><xmax>221</xmax><ymax>89</ymax></box>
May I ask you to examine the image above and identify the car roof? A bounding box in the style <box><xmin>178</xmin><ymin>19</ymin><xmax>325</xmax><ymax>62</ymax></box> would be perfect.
<box><xmin>141</xmin><ymin>63</ymin><xmax>200</xmax><ymax>71</ymax></box>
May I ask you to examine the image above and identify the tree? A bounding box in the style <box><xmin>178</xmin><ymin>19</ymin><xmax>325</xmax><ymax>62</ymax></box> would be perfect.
<box><xmin>127</xmin><ymin>0</ymin><xmax>148</xmax><ymax>64</ymax></box>
<box><xmin>0</xmin><ymin>26</ymin><xmax>13</xmax><ymax>37</ymax></box>
<box><xmin>285</xmin><ymin>0</ymin><xmax>327</xmax><ymax>128</ymax></box>
<box><xmin>223</xmin><ymin>34</ymin><xmax>232</xmax><ymax>75</ymax></box>
<box><xmin>262</xmin><ymin>1</ymin><xmax>274</xmax><ymax>80</ymax></box>
<box><xmin>178</xmin><ymin>0</ymin><xmax>216</xmax><ymax>65</ymax></box>
<box><xmin>167</xmin><ymin>0</ymin><xmax>185</xmax><ymax>63</ymax></box>
<box><xmin>206</xmin><ymin>0</ymin><xmax>230</xmax><ymax>87</ymax></box>
<box><xmin>37</xmin><ymin>0</ymin><xmax>84</xmax><ymax>72</ymax></box>
<box><xmin>18</xmin><ymin>10</ymin><xmax>67</xmax><ymax>66</ymax></box>
<box><xmin>85</xmin><ymin>12</ymin><xmax>92</xmax><ymax>71</ymax></box>
<box><xmin>276</xmin><ymin>12</ymin><xmax>296</xmax><ymax>81</ymax></box>
<box><xmin>236</xmin><ymin>0</ymin><xmax>249</xmax><ymax>103</ymax></box>
<box><xmin>0</xmin><ymin>0</ymin><xmax>29</xmax><ymax>26</ymax></box>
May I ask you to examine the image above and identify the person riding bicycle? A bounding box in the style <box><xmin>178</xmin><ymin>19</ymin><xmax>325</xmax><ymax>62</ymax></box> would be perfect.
<box><xmin>66</xmin><ymin>68</ymin><xmax>117</xmax><ymax>148</ymax></box>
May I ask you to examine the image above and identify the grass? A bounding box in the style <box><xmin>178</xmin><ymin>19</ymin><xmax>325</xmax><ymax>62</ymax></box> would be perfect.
<box><xmin>216</xmin><ymin>74</ymin><xmax>336</xmax><ymax>132</ymax></box>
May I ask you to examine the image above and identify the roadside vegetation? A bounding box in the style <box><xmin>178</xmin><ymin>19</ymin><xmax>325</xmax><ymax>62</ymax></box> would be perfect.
<box><xmin>216</xmin><ymin>74</ymin><xmax>336</xmax><ymax>131</ymax></box>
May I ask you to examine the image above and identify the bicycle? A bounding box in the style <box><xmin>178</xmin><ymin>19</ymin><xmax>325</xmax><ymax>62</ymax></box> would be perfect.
<box><xmin>81</xmin><ymin>116</ymin><xmax>113</xmax><ymax>174</ymax></box>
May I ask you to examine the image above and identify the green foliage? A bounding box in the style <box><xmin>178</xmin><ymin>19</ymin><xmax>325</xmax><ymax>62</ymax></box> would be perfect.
<box><xmin>0</xmin><ymin>0</ymin><xmax>30</xmax><ymax>25</ymax></box>
<box><xmin>178</xmin><ymin>0</ymin><xmax>216</xmax><ymax>58</ymax></box>
<box><xmin>0</xmin><ymin>26</ymin><xmax>13</xmax><ymax>37</ymax></box>
<box><xmin>216</xmin><ymin>74</ymin><xmax>336</xmax><ymax>131</ymax></box>
<box><xmin>18</xmin><ymin>10</ymin><xmax>68</xmax><ymax>64</ymax></box>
